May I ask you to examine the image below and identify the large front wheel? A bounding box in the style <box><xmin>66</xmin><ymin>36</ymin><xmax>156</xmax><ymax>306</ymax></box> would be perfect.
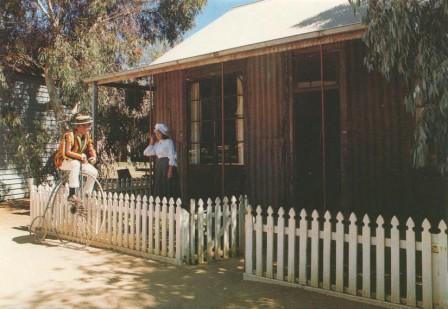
<box><xmin>70</xmin><ymin>174</ymin><xmax>106</xmax><ymax>247</ymax></box>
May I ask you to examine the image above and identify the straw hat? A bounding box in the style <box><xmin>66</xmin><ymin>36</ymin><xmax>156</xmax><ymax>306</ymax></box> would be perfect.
<box><xmin>72</xmin><ymin>113</ymin><xmax>93</xmax><ymax>125</ymax></box>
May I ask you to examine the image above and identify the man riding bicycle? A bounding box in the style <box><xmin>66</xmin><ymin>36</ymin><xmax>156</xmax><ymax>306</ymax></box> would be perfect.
<box><xmin>54</xmin><ymin>113</ymin><xmax>98</xmax><ymax>213</ymax></box>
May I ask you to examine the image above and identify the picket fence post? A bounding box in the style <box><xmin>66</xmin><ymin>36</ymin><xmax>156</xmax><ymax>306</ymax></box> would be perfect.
<box><xmin>148</xmin><ymin>196</ymin><xmax>154</xmax><ymax>254</ymax></box>
<box><xmin>154</xmin><ymin>197</ymin><xmax>161</xmax><ymax>255</ymax></box>
<box><xmin>310</xmin><ymin>210</ymin><xmax>319</xmax><ymax>288</ymax></box>
<box><xmin>421</xmin><ymin>219</ymin><xmax>433</xmax><ymax>309</ymax></box>
<box><xmin>129</xmin><ymin>194</ymin><xmax>135</xmax><ymax>250</ymax></box>
<box><xmin>245</xmin><ymin>205</ymin><xmax>253</xmax><ymax>275</ymax></box>
<box><xmin>181</xmin><ymin>208</ymin><xmax>191</xmax><ymax>264</ymax></box>
<box><xmin>266</xmin><ymin>206</ymin><xmax>274</xmax><ymax>279</ymax></box>
<box><xmin>435</xmin><ymin>220</ymin><xmax>448</xmax><ymax>307</ymax></box>
<box><xmin>335</xmin><ymin>212</ymin><xmax>344</xmax><ymax>293</ymax></box>
<box><xmin>348</xmin><ymin>213</ymin><xmax>358</xmax><ymax>296</ymax></box>
<box><xmin>406</xmin><ymin>217</ymin><xmax>416</xmax><ymax>307</ymax></box>
<box><xmin>362</xmin><ymin>215</ymin><xmax>371</xmax><ymax>298</ymax></box>
<box><xmin>287</xmin><ymin>208</ymin><xmax>296</xmax><ymax>284</ymax></box>
<box><xmin>168</xmin><ymin>198</ymin><xmax>175</xmax><ymax>259</ymax></box>
<box><xmin>390</xmin><ymin>216</ymin><xmax>400</xmax><ymax>303</ymax></box>
<box><xmin>142</xmin><ymin>195</ymin><xmax>148</xmax><ymax>253</ymax></box>
<box><xmin>118</xmin><ymin>193</ymin><xmax>124</xmax><ymax>247</ymax></box>
<box><xmin>175</xmin><ymin>199</ymin><xmax>183</xmax><ymax>264</ymax></box>
<box><xmin>206</xmin><ymin>199</ymin><xmax>213</xmax><ymax>261</ymax></box>
<box><xmin>322</xmin><ymin>211</ymin><xmax>331</xmax><ymax>290</ymax></box>
<box><xmin>231</xmin><ymin>196</ymin><xmax>238</xmax><ymax>257</ymax></box>
<box><xmin>161</xmin><ymin>197</ymin><xmax>167</xmax><ymax>257</ymax></box>
<box><xmin>197</xmin><ymin>199</ymin><xmax>204</xmax><ymax>264</ymax></box>
<box><xmin>190</xmin><ymin>199</ymin><xmax>196</xmax><ymax>263</ymax></box>
<box><xmin>376</xmin><ymin>215</ymin><xmax>385</xmax><ymax>301</ymax></box>
<box><xmin>223</xmin><ymin>197</ymin><xmax>230</xmax><ymax>259</ymax></box>
<box><xmin>238</xmin><ymin>195</ymin><xmax>246</xmax><ymax>256</ymax></box>
<box><xmin>255</xmin><ymin>206</ymin><xmax>263</xmax><ymax>277</ymax></box>
<box><xmin>135</xmin><ymin>195</ymin><xmax>141</xmax><ymax>252</ymax></box>
<box><xmin>276</xmin><ymin>207</ymin><xmax>285</xmax><ymax>282</ymax></box>
<box><xmin>215</xmin><ymin>198</ymin><xmax>222</xmax><ymax>259</ymax></box>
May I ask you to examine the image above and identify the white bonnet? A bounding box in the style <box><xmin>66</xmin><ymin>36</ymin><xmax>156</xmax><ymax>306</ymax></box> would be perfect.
<box><xmin>154</xmin><ymin>123</ymin><xmax>169</xmax><ymax>136</ymax></box>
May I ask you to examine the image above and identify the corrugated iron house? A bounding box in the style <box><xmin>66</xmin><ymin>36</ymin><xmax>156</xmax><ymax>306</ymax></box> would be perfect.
<box><xmin>86</xmin><ymin>0</ymin><xmax>447</xmax><ymax>220</ymax></box>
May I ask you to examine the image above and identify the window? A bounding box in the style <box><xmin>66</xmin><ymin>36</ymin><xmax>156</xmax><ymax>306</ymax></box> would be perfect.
<box><xmin>294</xmin><ymin>51</ymin><xmax>339</xmax><ymax>90</ymax></box>
<box><xmin>189</xmin><ymin>74</ymin><xmax>244</xmax><ymax>165</ymax></box>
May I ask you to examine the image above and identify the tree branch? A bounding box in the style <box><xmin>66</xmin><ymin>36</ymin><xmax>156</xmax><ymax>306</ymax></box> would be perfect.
<box><xmin>35</xmin><ymin>0</ymin><xmax>50</xmax><ymax>19</ymax></box>
<box><xmin>46</xmin><ymin>0</ymin><xmax>54</xmax><ymax>15</ymax></box>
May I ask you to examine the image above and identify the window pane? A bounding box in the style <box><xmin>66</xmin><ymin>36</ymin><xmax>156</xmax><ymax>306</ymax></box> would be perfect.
<box><xmin>236</xmin><ymin>96</ymin><xmax>243</xmax><ymax>118</ymax></box>
<box><xmin>236</xmin><ymin>143</ymin><xmax>244</xmax><ymax>164</ymax></box>
<box><xmin>224</xmin><ymin>120</ymin><xmax>235</xmax><ymax>144</ymax></box>
<box><xmin>224</xmin><ymin>96</ymin><xmax>238</xmax><ymax>119</ymax></box>
<box><xmin>188</xmin><ymin>74</ymin><xmax>244</xmax><ymax>165</ymax></box>
<box><xmin>224</xmin><ymin>76</ymin><xmax>237</xmax><ymax>96</ymax></box>
<box><xmin>296</xmin><ymin>53</ymin><xmax>320</xmax><ymax>83</ymax></box>
<box><xmin>222</xmin><ymin>143</ymin><xmax>244</xmax><ymax>164</ymax></box>
<box><xmin>200</xmin><ymin>143</ymin><xmax>215</xmax><ymax>164</ymax></box>
<box><xmin>201</xmin><ymin>98</ymin><xmax>215</xmax><ymax>121</ymax></box>
<box><xmin>190</xmin><ymin>122</ymin><xmax>200</xmax><ymax>143</ymax></box>
<box><xmin>190</xmin><ymin>144</ymin><xmax>200</xmax><ymax>164</ymax></box>
<box><xmin>190</xmin><ymin>82</ymin><xmax>200</xmax><ymax>100</ymax></box>
<box><xmin>236</xmin><ymin>118</ymin><xmax>244</xmax><ymax>142</ymax></box>
<box><xmin>201</xmin><ymin>120</ymin><xmax>214</xmax><ymax>144</ymax></box>
<box><xmin>191</xmin><ymin>99</ymin><xmax>200</xmax><ymax>122</ymax></box>
<box><xmin>200</xmin><ymin>79</ymin><xmax>213</xmax><ymax>98</ymax></box>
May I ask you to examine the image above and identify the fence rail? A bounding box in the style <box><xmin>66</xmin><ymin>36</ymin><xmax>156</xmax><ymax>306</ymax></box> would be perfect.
<box><xmin>99</xmin><ymin>177</ymin><xmax>152</xmax><ymax>197</ymax></box>
<box><xmin>244</xmin><ymin>206</ymin><xmax>448</xmax><ymax>309</ymax></box>
<box><xmin>30</xmin><ymin>185</ymin><xmax>245</xmax><ymax>265</ymax></box>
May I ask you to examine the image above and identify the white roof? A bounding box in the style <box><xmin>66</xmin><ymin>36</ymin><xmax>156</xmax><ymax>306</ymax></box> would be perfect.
<box><xmin>152</xmin><ymin>0</ymin><xmax>363</xmax><ymax>65</ymax></box>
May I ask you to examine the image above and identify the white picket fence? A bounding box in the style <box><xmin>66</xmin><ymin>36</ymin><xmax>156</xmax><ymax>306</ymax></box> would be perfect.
<box><xmin>30</xmin><ymin>185</ymin><xmax>245</xmax><ymax>265</ymax></box>
<box><xmin>244</xmin><ymin>206</ymin><xmax>448</xmax><ymax>309</ymax></box>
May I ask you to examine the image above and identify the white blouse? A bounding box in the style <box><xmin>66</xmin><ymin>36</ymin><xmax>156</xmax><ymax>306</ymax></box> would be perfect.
<box><xmin>143</xmin><ymin>139</ymin><xmax>177</xmax><ymax>167</ymax></box>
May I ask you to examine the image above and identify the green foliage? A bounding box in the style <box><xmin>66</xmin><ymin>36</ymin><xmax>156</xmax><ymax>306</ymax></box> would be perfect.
<box><xmin>350</xmin><ymin>0</ymin><xmax>448</xmax><ymax>172</ymax></box>
<box><xmin>0</xmin><ymin>0</ymin><xmax>206</xmax><ymax>180</ymax></box>
<box><xmin>96</xmin><ymin>87</ymin><xmax>150</xmax><ymax>172</ymax></box>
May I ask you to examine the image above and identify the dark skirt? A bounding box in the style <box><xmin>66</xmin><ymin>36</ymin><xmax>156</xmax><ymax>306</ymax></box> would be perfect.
<box><xmin>153</xmin><ymin>157</ymin><xmax>179</xmax><ymax>200</ymax></box>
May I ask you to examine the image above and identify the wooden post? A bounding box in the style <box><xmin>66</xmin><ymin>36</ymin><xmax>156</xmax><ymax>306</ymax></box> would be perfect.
<box><xmin>91</xmin><ymin>82</ymin><xmax>98</xmax><ymax>141</ymax></box>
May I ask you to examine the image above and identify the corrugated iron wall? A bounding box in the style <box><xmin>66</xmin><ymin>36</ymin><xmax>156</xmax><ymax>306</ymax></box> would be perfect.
<box><xmin>245</xmin><ymin>52</ymin><xmax>291</xmax><ymax>208</ymax></box>
<box><xmin>153</xmin><ymin>71</ymin><xmax>187</xmax><ymax>198</ymax></box>
<box><xmin>344</xmin><ymin>40</ymin><xmax>415</xmax><ymax>218</ymax></box>
<box><xmin>150</xmin><ymin>40</ymin><xmax>446</xmax><ymax>220</ymax></box>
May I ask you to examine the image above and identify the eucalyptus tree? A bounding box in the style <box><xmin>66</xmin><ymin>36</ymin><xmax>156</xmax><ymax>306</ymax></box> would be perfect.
<box><xmin>1</xmin><ymin>0</ymin><xmax>206</xmax><ymax>114</ymax></box>
<box><xmin>0</xmin><ymin>0</ymin><xmax>205</xmax><ymax>183</ymax></box>
<box><xmin>350</xmin><ymin>0</ymin><xmax>448</xmax><ymax>172</ymax></box>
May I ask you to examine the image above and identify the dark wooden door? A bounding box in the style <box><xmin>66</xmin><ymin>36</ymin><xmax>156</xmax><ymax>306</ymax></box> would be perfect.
<box><xmin>294</xmin><ymin>90</ymin><xmax>341</xmax><ymax>212</ymax></box>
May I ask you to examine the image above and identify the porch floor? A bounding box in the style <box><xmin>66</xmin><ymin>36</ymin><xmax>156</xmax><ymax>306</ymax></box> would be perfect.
<box><xmin>0</xmin><ymin>201</ymin><xmax>380</xmax><ymax>308</ymax></box>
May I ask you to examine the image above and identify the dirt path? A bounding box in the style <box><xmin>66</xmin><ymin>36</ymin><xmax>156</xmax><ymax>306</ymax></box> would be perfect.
<box><xmin>0</xmin><ymin>202</ymin><xmax>380</xmax><ymax>309</ymax></box>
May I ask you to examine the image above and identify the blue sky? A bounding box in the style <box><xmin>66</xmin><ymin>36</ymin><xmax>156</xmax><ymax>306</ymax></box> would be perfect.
<box><xmin>184</xmin><ymin>0</ymin><xmax>255</xmax><ymax>38</ymax></box>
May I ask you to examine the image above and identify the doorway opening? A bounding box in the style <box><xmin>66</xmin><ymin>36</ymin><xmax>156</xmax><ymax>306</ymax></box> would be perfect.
<box><xmin>293</xmin><ymin>50</ymin><xmax>341</xmax><ymax>212</ymax></box>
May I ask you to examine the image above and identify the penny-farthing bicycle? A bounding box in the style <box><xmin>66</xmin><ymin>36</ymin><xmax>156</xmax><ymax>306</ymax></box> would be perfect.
<box><xmin>29</xmin><ymin>164</ymin><xmax>106</xmax><ymax>247</ymax></box>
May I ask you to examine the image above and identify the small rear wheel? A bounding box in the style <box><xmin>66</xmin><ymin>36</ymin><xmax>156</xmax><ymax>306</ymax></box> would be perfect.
<box><xmin>29</xmin><ymin>216</ymin><xmax>48</xmax><ymax>243</ymax></box>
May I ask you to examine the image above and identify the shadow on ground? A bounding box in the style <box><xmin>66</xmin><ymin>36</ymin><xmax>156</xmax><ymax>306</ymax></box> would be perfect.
<box><xmin>1</xmin><ymin>200</ymin><xmax>378</xmax><ymax>309</ymax></box>
<box><xmin>14</xmin><ymin>247</ymin><xmax>377</xmax><ymax>309</ymax></box>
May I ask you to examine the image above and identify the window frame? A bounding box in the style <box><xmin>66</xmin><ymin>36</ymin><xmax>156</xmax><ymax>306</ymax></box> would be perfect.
<box><xmin>187</xmin><ymin>72</ymin><xmax>245</xmax><ymax>166</ymax></box>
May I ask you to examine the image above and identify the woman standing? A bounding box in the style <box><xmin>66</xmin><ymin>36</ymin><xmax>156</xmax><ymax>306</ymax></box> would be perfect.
<box><xmin>143</xmin><ymin>123</ymin><xmax>178</xmax><ymax>199</ymax></box>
